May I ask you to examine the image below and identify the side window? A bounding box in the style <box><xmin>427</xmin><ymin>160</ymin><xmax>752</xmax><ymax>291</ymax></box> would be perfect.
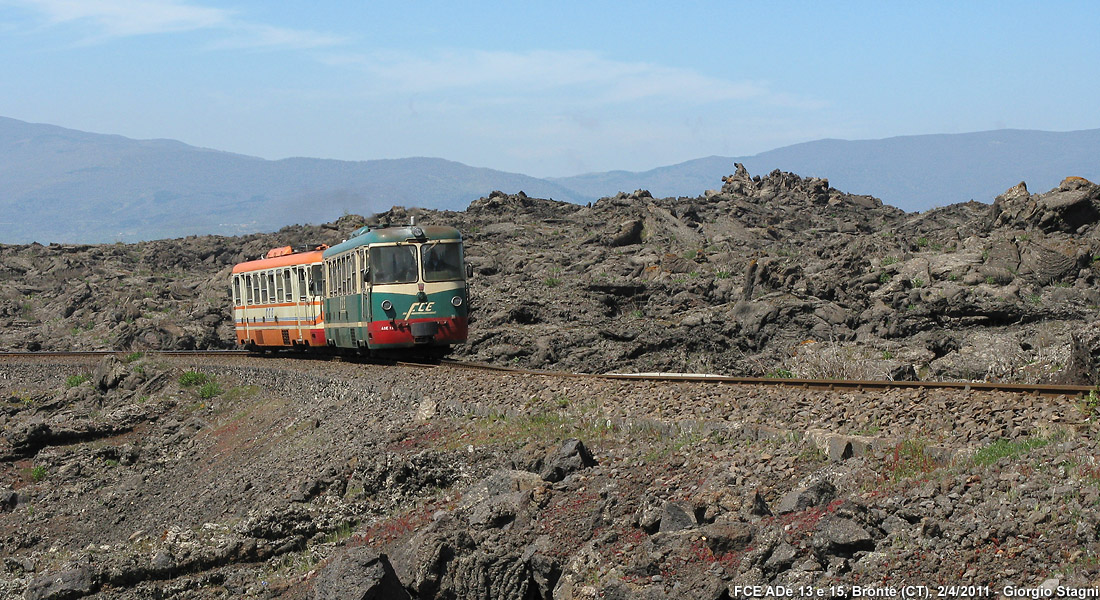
<box><xmin>338</xmin><ymin>258</ymin><xmax>346</xmax><ymax>296</ymax></box>
<box><xmin>267</xmin><ymin>272</ymin><xmax>276</xmax><ymax>304</ymax></box>
<box><xmin>232</xmin><ymin>276</ymin><xmax>240</xmax><ymax>306</ymax></box>
<box><xmin>346</xmin><ymin>255</ymin><xmax>354</xmax><ymax>294</ymax></box>
<box><xmin>298</xmin><ymin>268</ymin><xmax>308</xmax><ymax>301</ymax></box>
<box><xmin>335</xmin><ymin>259</ymin><xmax>341</xmax><ymax>296</ymax></box>
<box><xmin>283</xmin><ymin>269</ymin><xmax>293</xmax><ymax>301</ymax></box>
<box><xmin>249</xmin><ymin>274</ymin><xmax>258</xmax><ymax>305</ymax></box>
<box><xmin>310</xmin><ymin>264</ymin><xmax>323</xmax><ymax>297</ymax></box>
<box><xmin>275</xmin><ymin>270</ymin><xmax>284</xmax><ymax>302</ymax></box>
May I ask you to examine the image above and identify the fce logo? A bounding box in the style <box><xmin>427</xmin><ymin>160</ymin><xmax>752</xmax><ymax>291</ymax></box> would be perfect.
<box><xmin>403</xmin><ymin>302</ymin><xmax>436</xmax><ymax>320</ymax></box>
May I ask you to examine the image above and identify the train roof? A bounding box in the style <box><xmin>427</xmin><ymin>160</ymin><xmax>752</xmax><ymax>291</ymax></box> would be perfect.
<box><xmin>323</xmin><ymin>225</ymin><xmax>462</xmax><ymax>258</ymax></box>
<box><xmin>231</xmin><ymin>248</ymin><xmax>326</xmax><ymax>273</ymax></box>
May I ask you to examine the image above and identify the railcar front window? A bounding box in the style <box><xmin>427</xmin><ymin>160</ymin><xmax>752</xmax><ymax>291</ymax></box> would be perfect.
<box><xmin>421</xmin><ymin>242</ymin><xmax>465</xmax><ymax>282</ymax></box>
<box><xmin>370</xmin><ymin>245</ymin><xmax>418</xmax><ymax>284</ymax></box>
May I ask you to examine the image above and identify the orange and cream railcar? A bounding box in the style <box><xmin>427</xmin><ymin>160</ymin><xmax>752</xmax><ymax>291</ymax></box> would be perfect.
<box><xmin>231</xmin><ymin>245</ymin><xmax>328</xmax><ymax>350</ymax></box>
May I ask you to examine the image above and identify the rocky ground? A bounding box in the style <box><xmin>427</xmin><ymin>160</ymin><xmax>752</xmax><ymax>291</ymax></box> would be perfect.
<box><xmin>0</xmin><ymin>354</ymin><xmax>1098</xmax><ymax>599</ymax></box>
<box><xmin>2</xmin><ymin>166</ymin><xmax>1100</xmax><ymax>384</ymax></box>
<box><xmin>2</xmin><ymin>166</ymin><xmax>1100</xmax><ymax>599</ymax></box>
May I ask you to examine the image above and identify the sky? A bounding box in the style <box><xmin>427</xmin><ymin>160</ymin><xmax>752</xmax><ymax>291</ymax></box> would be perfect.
<box><xmin>1</xmin><ymin>1</ymin><xmax>1098</xmax><ymax>178</ymax></box>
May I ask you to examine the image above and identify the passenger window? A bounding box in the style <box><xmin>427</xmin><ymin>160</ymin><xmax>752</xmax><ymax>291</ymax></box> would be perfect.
<box><xmin>298</xmin><ymin>269</ymin><xmax>307</xmax><ymax>301</ymax></box>
<box><xmin>283</xmin><ymin>269</ymin><xmax>293</xmax><ymax>301</ymax></box>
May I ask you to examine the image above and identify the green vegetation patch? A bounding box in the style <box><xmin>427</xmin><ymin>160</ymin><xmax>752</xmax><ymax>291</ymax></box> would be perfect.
<box><xmin>65</xmin><ymin>374</ymin><xmax>90</xmax><ymax>388</ymax></box>
<box><xmin>179</xmin><ymin>371</ymin><xmax>209</xmax><ymax>386</ymax></box>
<box><xmin>30</xmin><ymin>465</ymin><xmax>47</xmax><ymax>482</ymax></box>
<box><xmin>971</xmin><ymin>436</ymin><xmax>1051</xmax><ymax>467</ymax></box>
<box><xmin>199</xmin><ymin>380</ymin><xmax>223</xmax><ymax>400</ymax></box>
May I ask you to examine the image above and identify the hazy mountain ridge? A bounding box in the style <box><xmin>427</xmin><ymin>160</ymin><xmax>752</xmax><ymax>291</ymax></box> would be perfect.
<box><xmin>3</xmin><ymin>116</ymin><xmax>1099</xmax><ymax>243</ymax></box>
<box><xmin>551</xmin><ymin>129</ymin><xmax>1100</xmax><ymax>210</ymax></box>
<box><xmin>0</xmin><ymin>117</ymin><xmax>589</xmax><ymax>243</ymax></box>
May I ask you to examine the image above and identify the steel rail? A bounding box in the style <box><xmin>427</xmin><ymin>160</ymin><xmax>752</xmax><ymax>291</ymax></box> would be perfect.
<box><xmin>436</xmin><ymin>359</ymin><xmax>1094</xmax><ymax>397</ymax></box>
<box><xmin>0</xmin><ymin>351</ymin><xmax>1092</xmax><ymax>397</ymax></box>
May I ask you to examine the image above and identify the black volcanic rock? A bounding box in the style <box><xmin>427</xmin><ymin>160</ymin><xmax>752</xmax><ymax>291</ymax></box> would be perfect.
<box><xmin>1</xmin><ymin>167</ymin><xmax>1099</xmax><ymax>385</ymax></box>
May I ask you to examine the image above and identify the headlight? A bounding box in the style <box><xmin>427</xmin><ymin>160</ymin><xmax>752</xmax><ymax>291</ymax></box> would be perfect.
<box><xmin>451</xmin><ymin>296</ymin><xmax>463</xmax><ymax>307</ymax></box>
<box><xmin>381</xmin><ymin>300</ymin><xmax>393</xmax><ymax>311</ymax></box>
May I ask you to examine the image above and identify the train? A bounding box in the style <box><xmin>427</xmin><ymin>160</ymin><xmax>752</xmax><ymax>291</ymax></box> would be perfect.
<box><xmin>231</xmin><ymin>220</ymin><xmax>470</xmax><ymax>357</ymax></box>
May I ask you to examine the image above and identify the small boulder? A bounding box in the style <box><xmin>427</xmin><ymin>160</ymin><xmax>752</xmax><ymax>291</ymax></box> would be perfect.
<box><xmin>811</xmin><ymin>517</ymin><xmax>873</xmax><ymax>553</ymax></box>
<box><xmin>776</xmin><ymin>480</ymin><xmax>836</xmax><ymax>514</ymax></box>
<box><xmin>312</xmin><ymin>548</ymin><xmax>411</xmax><ymax>600</ymax></box>
<box><xmin>658</xmin><ymin>501</ymin><xmax>699</xmax><ymax>533</ymax></box>
<box><xmin>25</xmin><ymin>568</ymin><xmax>95</xmax><ymax>600</ymax></box>
<box><xmin>537</xmin><ymin>439</ymin><xmax>596</xmax><ymax>483</ymax></box>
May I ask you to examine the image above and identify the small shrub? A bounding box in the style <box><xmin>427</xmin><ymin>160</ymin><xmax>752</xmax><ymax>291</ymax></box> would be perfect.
<box><xmin>323</xmin><ymin>521</ymin><xmax>358</xmax><ymax>544</ymax></box>
<box><xmin>543</xmin><ymin>277</ymin><xmax>561</xmax><ymax>288</ymax></box>
<box><xmin>882</xmin><ymin>257</ymin><xmax>898</xmax><ymax>266</ymax></box>
<box><xmin>1083</xmin><ymin>389</ymin><xmax>1100</xmax><ymax>417</ymax></box>
<box><xmin>199</xmin><ymin>380</ymin><xmax>222</xmax><ymax>400</ymax></box>
<box><xmin>65</xmin><ymin>374</ymin><xmax>89</xmax><ymax>388</ymax></box>
<box><xmin>911</xmin><ymin>278</ymin><xmax>925</xmax><ymax>288</ymax></box>
<box><xmin>30</xmin><ymin>465</ymin><xmax>46</xmax><ymax>482</ymax></box>
<box><xmin>766</xmin><ymin>368</ymin><xmax>794</xmax><ymax>379</ymax></box>
<box><xmin>917</xmin><ymin>237</ymin><xmax>929</xmax><ymax>248</ymax></box>
<box><xmin>883</xmin><ymin>439</ymin><xmax>940</xmax><ymax>481</ymax></box>
<box><xmin>179</xmin><ymin>371</ymin><xmax>209</xmax><ymax>386</ymax></box>
<box><xmin>879</xmin><ymin>272</ymin><xmax>892</xmax><ymax>284</ymax></box>
<box><xmin>123</xmin><ymin>351</ymin><xmax>145</xmax><ymax>363</ymax></box>
<box><xmin>715</xmin><ymin>271</ymin><xmax>732</xmax><ymax>279</ymax></box>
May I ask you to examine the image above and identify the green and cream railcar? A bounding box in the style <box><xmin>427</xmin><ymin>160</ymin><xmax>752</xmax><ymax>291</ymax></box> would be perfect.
<box><xmin>322</xmin><ymin>223</ymin><xmax>469</xmax><ymax>354</ymax></box>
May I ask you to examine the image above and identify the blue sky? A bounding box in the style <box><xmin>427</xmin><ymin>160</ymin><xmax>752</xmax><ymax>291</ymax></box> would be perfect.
<box><xmin>1</xmin><ymin>1</ymin><xmax>1098</xmax><ymax>177</ymax></box>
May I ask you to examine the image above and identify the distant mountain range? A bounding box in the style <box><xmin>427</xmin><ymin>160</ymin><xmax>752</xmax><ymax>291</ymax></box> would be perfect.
<box><xmin>552</xmin><ymin>129</ymin><xmax>1100</xmax><ymax>210</ymax></box>
<box><xmin>2</xmin><ymin>115</ymin><xmax>1097</xmax><ymax>243</ymax></box>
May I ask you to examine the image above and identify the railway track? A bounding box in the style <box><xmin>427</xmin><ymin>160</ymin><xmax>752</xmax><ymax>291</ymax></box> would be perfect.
<box><xmin>0</xmin><ymin>350</ymin><xmax>1093</xmax><ymax>398</ymax></box>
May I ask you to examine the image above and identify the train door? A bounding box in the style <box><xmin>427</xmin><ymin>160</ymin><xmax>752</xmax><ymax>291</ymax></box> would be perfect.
<box><xmin>308</xmin><ymin>264</ymin><xmax>323</xmax><ymax>325</ymax></box>
<box><xmin>296</xmin><ymin>267</ymin><xmax>309</xmax><ymax>342</ymax></box>
<box><xmin>241</xmin><ymin>274</ymin><xmax>253</xmax><ymax>344</ymax></box>
<box><xmin>359</xmin><ymin>247</ymin><xmax>370</xmax><ymax>343</ymax></box>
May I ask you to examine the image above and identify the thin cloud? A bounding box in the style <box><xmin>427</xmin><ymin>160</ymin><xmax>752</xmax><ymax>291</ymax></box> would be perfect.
<box><xmin>205</xmin><ymin>23</ymin><xmax>345</xmax><ymax>51</ymax></box>
<box><xmin>7</xmin><ymin>0</ymin><xmax>343</xmax><ymax>49</ymax></box>
<box><xmin>327</xmin><ymin>49</ymin><xmax>795</xmax><ymax>107</ymax></box>
<box><xmin>14</xmin><ymin>0</ymin><xmax>229</xmax><ymax>35</ymax></box>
